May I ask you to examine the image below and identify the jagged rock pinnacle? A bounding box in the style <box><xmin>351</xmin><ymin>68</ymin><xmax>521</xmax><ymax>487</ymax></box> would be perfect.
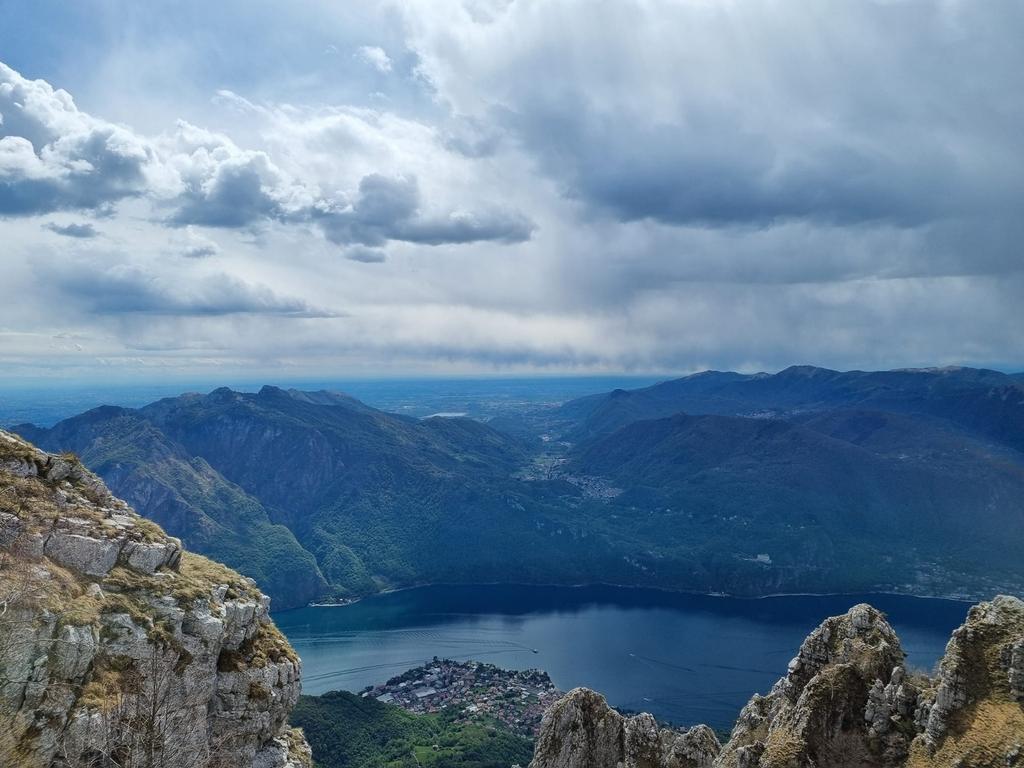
<box><xmin>533</xmin><ymin>599</ymin><xmax>1024</xmax><ymax>768</ymax></box>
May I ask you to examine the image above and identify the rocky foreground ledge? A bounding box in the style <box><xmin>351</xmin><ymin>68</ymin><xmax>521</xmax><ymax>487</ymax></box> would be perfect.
<box><xmin>531</xmin><ymin>598</ymin><xmax>1024</xmax><ymax>768</ymax></box>
<box><xmin>0</xmin><ymin>429</ymin><xmax>312</xmax><ymax>768</ymax></box>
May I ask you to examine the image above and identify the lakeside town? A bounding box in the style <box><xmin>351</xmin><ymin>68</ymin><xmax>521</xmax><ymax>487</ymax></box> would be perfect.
<box><xmin>360</xmin><ymin>658</ymin><xmax>562</xmax><ymax>737</ymax></box>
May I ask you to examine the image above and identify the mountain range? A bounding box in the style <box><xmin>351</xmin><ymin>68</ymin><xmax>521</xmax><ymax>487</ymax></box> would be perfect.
<box><xmin>14</xmin><ymin>366</ymin><xmax>1024</xmax><ymax>608</ymax></box>
<box><xmin>558</xmin><ymin>365</ymin><xmax>1024</xmax><ymax>449</ymax></box>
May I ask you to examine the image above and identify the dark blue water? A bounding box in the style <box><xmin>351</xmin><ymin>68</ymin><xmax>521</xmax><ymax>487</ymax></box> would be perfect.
<box><xmin>274</xmin><ymin>584</ymin><xmax>969</xmax><ymax>731</ymax></box>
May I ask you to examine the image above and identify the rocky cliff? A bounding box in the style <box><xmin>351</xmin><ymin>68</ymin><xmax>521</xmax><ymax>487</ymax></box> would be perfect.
<box><xmin>530</xmin><ymin>687</ymin><xmax>720</xmax><ymax>768</ymax></box>
<box><xmin>0</xmin><ymin>429</ymin><xmax>312</xmax><ymax>768</ymax></box>
<box><xmin>532</xmin><ymin>599</ymin><xmax>1024</xmax><ymax>768</ymax></box>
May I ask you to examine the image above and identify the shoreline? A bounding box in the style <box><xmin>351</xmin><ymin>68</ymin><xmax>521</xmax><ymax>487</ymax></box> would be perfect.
<box><xmin>278</xmin><ymin>579</ymin><xmax>983</xmax><ymax>614</ymax></box>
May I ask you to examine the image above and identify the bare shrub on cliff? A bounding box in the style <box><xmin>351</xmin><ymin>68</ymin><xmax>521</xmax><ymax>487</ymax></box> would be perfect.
<box><xmin>56</xmin><ymin>640</ymin><xmax>210</xmax><ymax>768</ymax></box>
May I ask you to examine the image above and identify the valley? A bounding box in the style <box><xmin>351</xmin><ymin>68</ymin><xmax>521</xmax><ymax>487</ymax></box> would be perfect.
<box><xmin>9</xmin><ymin>366</ymin><xmax>1024</xmax><ymax>611</ymax></box>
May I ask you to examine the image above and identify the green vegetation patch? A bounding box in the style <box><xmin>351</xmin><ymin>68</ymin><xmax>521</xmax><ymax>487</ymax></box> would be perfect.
<box><xmin>291</xmin><ymin>689</ymin><xmax>533</xmax><ymax>768</ymax></box>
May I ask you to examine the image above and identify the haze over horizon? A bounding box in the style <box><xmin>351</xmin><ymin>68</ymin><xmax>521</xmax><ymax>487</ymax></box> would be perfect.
<box><xmin>2</xmin><ymin>0</ymin><xmax>1022</xmax><ymax>381</ymax></box>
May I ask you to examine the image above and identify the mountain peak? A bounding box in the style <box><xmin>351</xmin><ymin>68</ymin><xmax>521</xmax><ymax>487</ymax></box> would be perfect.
<box><xmin>775</xmin><ymin>364</ymin><xmax>840</xmax><ymax>378</ymax></box>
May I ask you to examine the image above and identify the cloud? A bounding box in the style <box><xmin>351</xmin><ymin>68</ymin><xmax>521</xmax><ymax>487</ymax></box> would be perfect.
<box><xmin>353</xmin><ymin>173</ymin><xmax>418</xmax><ymax>225</ymax></box>
<box><xmin>441</xmin><ymin>116</ymin><xmax>503</xmax><ymax>158</ymax></box>
<box><xmin>402</xmin><ymin>1</ymin><xmax>1023</xmax><ymax>230</ymax></box>
<box><xmin>159</xmin><ymin>120</ymin><xmax>314</xmax><ymax>228</ymax></box>
<box><xmin>1</xmin><ymin>2</ymin><xmax>1022</xmax><ymax>378</ymax></box>
<box><xmin>394</xmin><ymin>208</ymin><xmax>534</xmax><ymax>245</ymax></box>
<box><xmin>355</xmin><ymin>45</ymin><xmax>392</xmax><ymax>73</ymax></box>
<box><xmin>44</xmin><ymin>221</ymin><xmax>98</xmax><ymax>238</ymax></box>
<box><xmin>181</xmin><ymin>242</ymin><xmax>219</xmax><ymax>259</ymax></box>
<box><xmin>48</xmin><ymin>259</ymin><xmax>335</xmax><ymax>317</ymax></box>
<box><xmin>344</xmin><ymin>245</ymin><xmax>387</xmax><ymax>263</ymax></box>
<box><xmin>315</xmin><ymin>173</ymin><xmax>533</xmax><ymax>246</ymax></box>
<box><xmin>0</xmin><ymin>61</ymin><xmax>533</xmax><ymax>249</ymax></box>
<box><xmin>174</xmin><ymin>226</ymin><xmax>220</xmax><ymax>258</ymax></box>
<box><xmin>0</xmin><ymin>62</ymin><xmax>164</xmax><ymax>215</ymax></box>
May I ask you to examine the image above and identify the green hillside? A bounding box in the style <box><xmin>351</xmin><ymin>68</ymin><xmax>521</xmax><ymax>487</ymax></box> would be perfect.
<box><xmin>292</xmin><ymin>691</ymin><xmax>533</xmax><ymax>768</ymax></box>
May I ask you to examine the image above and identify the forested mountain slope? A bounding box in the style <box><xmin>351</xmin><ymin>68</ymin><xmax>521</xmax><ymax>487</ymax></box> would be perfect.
<box><xmin>16</xmin><ymin>368</ymin><xmax>1024</xmax><ymax>607</ymax></box>
<box><xmin>16</xmin><ymin>405</ymin><xmax>327</xmax><ymax>609</ymax></box>
<box><xmin>18</xmin><ymin>387</ymin><xmax>597</xmax><ymax>605</ymax></box>
<box><xmin>569</xmin><ymin>410</ymin><xmax>1024</xmax><ymax>596</ymax></box>
<box><xmin>560</xmin><ymin>366</ymin><xmax>1024</xmax><ymax>450</ymax></box>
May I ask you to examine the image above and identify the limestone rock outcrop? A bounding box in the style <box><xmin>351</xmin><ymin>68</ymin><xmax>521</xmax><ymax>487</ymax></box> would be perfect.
<box><xmin>714</xmin><ymin>603</ymin><xmax>913</xmax><ymax>768</ymax></box>
<box><xmin>0</xmin><ymin>430</ymin><xmax>312</xmax><ymax>768</ymax></box>
<box><xmin>532</xmin><ymin>599</ymin><xmax>1024</xmax><ymax>768</ymax></box>
<box><xmin>530</xmin><ymin>687</ymin><xmax>719</xmax><ymax>768</ymax></box>
<box><xmin>908</xmin><ymin>595</ymin><xmax>1024</xmax><ymax>767</ymax></box>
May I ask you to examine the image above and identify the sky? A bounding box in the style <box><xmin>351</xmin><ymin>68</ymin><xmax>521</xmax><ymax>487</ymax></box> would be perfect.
<box><xmin>1</xmin><ymin>0</ymin><xmax>1022</xmax><ymax>382</ymax></box>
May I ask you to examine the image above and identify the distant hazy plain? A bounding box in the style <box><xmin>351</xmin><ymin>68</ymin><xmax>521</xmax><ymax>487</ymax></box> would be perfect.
<box><xmin>0</xmin><ymin>375</ymin><xmax>664</xmax><ymax>427</ymax></box>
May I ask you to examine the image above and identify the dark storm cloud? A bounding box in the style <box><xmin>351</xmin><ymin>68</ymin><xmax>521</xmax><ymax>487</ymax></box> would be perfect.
<box><xmin>315</xmin><ymin>173</ymin><xmax>534</xmax><ymax>247</ymax></box>
<box><xmin>537</xmin><ymin>119</ymin><xmax>959</xmax><ymax>227</ymax></box>
<box><xmin>508</xmin><ymin>102</ymin><xmax>1006</xmax><ymax>230</ymax></box>
<box><xmin>44</xmin><ymin>221</ymin><xmax>98</xmax><ymax>238</ymax></box>
<box><xmin>418</xmin><ymin>1</ymin><xmax>1023</xmax><ymax>239</ymax></box>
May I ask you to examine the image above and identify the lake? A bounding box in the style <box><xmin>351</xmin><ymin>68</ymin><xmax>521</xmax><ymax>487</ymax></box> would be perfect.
<box><xmin>274</xmin><ymin>584</ymin><xmax>970</xmax><ymax>731</ymax></box>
